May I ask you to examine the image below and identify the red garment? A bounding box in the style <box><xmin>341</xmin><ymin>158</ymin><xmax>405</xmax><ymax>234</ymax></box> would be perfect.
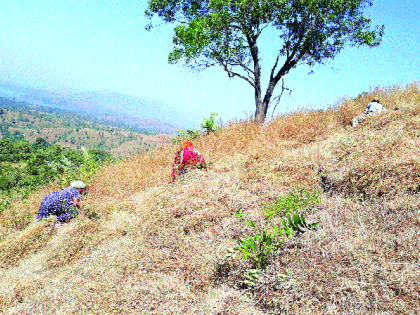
<box><xmin>171</xmin><ymin>147</ymin><xmax>204</xmax><ymax>178</ymax></box>
<box><xmin>182</xmin><ymin>146</ymin><xmax>203</xmax><ymax>165</ymax></box>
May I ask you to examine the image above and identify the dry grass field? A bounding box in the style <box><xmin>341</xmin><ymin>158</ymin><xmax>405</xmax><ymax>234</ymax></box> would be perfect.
<box><xmin>1</xmin><ymin>82</ymin><xmax>419</xmax><ymax>314</ymax></box>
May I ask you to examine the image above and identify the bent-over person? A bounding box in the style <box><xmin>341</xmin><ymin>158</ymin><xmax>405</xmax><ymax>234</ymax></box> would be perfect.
<box><xmin>170</xmin><ymin>142</ymin><xmax>206</xmax><ymax>183</ymax></box>
<box><xmin>36</xmin><ymin>181</ymin><xmax>86</xmax><ymax>223</ymax></box>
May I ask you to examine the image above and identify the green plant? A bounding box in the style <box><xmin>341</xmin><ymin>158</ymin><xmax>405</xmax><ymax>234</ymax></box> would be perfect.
<box><xmin>262</xmin><ymin>189</ymin><xmax>320</xmax><ymax>220</ymax></box>
<box><xmin>201</xmin><ymin>112</ymin><xmax>219</xmax><ymax>133</ymax></box>
<box><xmin>146</xmin><ymin>0</ymin><xmax>383</xmax><ymax>123</ymax></box>
<box><xmin>172</xmin><ymin>113</ymin><xmax>220</xmax><ymax>145</ymax></box>
<box><xmin>242</xmin><ymin>269</ymin><xmax>262</xmax><ymax>287</ymax></box>
<box><xmin>171</xmin><ymin>129</ymin><xmax>200</xmax><ymax>145</ymax></box>
<box><xmin>230</xmin><ymin>210</ymin><xmax>319</xmax><ymax>268</ymax></box>
<box><xmin>224</xmin><ymin>206</ymin><xmax>319</xmax><ymax>287</ymax></box>
<box><xmin>58</xmin><ymin>147</ymin><xmax>101</xmax><ymax>186</ymax></box>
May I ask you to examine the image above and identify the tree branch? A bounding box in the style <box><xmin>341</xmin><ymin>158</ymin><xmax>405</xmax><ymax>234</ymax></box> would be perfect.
<box><xmin>270</xmin><ymin>78</ymin><xmax>292</xmax><ymax>118</ymax></box>
<box><xmin>270</xmin><ymin>54</ymin><xmax>280</xmax><ymax>81</ymax></box>
<box><xmin>220</xmin><ymin>60</ymin><xmax>256</xmax><ymax>87</ymax></box>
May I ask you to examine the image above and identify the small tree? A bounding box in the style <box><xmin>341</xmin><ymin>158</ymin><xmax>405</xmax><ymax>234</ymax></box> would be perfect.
<box><xmin>201</xmin><ymin>112</ymin><xmax>219</xmax><ymax>133</ymax></box>
<box><xmin>146</xmin><ymin>0</ymin><xmax>384</xmax><ymax>123</ymax></box>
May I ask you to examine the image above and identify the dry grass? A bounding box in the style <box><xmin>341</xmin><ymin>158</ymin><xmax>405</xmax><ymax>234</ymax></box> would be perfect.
<box><xmin>1</xmin><ymin>82</ymin><xmax>419</xmax><ymax>314</ymax></box>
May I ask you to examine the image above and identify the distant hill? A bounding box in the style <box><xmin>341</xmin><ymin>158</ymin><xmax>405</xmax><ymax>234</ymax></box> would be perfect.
<box><xmin>0</xmin><ymin>82</ymin><xmax>198</xmax><ymax>134</ymax></box>
<box><xmin>0</xmin><ymin>97</ymin><xmax>174</xmax><ymax>157</ymax></box>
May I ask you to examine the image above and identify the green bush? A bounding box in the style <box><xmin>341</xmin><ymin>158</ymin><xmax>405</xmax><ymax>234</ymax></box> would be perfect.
<box><xmin>0</xmin><ymin>174</ymin><xmax>13</xmax><ymax>190</ymax></box>
<box><xmin>227</xmin><ymin>210</ymin><xmax>319</xmax><ymax>269</ymax></box>
<box><xmin>262</xmin><ymin>188</ymin><xmax>320</xmax><ymax>220</ymax></box>
<box><xmin>223</xmin><ymin>190</ymin><xmax>320</xmax><ymax>287</ymax></box>
<box><xmin>172</xmin><ymin>112</ymin><xmax>220</xmax><ymax>145</ymax></box>
<box><xmin>0</xmin><ymin>138</ymin><xmax>114</xmax><ymax>214</ymax></box>
<box><xmin>201</xmin><ymin>112</ymin><xmax>219</xmax><ymax>133</ymax></box>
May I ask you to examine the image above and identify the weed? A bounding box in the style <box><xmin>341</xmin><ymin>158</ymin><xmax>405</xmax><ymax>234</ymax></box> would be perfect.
<box><xmin>201</xmin><ymin>112</ymin><xmax>219</xmax><ymax>133</ymax></box>
<box><xmin>172</xmin><ymin>113</ymin><xmax>220</xmax><ymax>144</ymax></box>
<box><xmin>224</xmin><ymin>208</ymin><xmax>319</xmax><ymax>287</ymax></box>
<box><xmin>262</xmin><ymin>188</ymin><xmax>320</xmax><ymax>220</ymax></box>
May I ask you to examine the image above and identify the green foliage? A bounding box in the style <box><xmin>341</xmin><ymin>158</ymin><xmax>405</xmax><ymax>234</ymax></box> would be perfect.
<box><xmin>172</xmin><ymin>129</ymin><xmax>200</xmax><ymax>145</ymax></box>
<box><xmin>201</xmin><ymin>112</ymin><xmax>219</xmax><ymax>133</ymax></box>
<box><xmin>242</xmin><ymin>269</ymin><xmax>262</xmax><ymax>287</ymax></box>
<box><xmin>223</xmin><ymin>190</ymin><xmax>320</xmax><ymax>287</ymax></box>
<box><xmin>262</xmin><ymin>188</ymin><xmax>320</xmax><ymax>220</ymax></box>
<box><xmin>147</xmin><ymin>0</ymin><xmax>384</xmax><ymax>66</ymax></box>
<box><xmin>56</xmin><ymin>147</ymin><xmax>104</xmax><ymax>187</ymax></box>
<box><xmin>33</xmin><ymin>137</ymin><xmax>50</xmax><ymax>150</ymax></box>
<box><xmin>0</xmin><ymin>136</ymin><xmax>114</xmax><ymax>213</ymax></box>
<box><xmin>228</xmin><ymin>209</ymin><xmax>319</xmax><ymax>271</ymax></box>
<box><xmin>146</xmin><ymin>0</ymin><xmax>384</xmax><ymax>122</ymax></box>
<box><xmin>0</xmin><ymin>174</ymin><xmax>13</xmax><ymax>190</ymax></box>
<box><xmin>172</xmin><ymin>112</ymin><xmax>220</xmax><ymax>144</ymax></box>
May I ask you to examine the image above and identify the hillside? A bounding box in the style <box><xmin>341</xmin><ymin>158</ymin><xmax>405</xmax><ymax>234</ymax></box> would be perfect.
<box><xmin>0</xmin><ymin>98</ymin><xmax>174</xmax><ymax>157</ymax></box>
<box><xmin>0</xmin><ymin>82</ymin><xmax>198</xmax><ymax>133</ymax></box>
<box><xmin>1</xmin><ymin>82</ymin><xmax>419</xmax><ymax>314</ymax></box>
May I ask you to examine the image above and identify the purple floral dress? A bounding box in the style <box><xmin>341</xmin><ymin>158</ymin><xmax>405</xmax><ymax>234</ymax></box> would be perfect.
<box><xmin>36</xmin><ymin>187</ymin><xmax>81</xmax><ymax>222</ymax></box>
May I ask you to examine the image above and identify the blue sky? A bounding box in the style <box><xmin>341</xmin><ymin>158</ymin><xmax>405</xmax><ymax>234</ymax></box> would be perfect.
<box><xmin>0</xmin><ymin>0</ymin><xmax>419</xmax><ymax>126</ymax></box>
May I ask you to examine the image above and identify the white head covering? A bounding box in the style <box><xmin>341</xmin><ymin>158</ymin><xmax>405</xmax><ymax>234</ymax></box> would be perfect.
<box><xmin>70</xmin><ymin>181</ymin><xmax>86</xmax><ymax>189</ymax></box>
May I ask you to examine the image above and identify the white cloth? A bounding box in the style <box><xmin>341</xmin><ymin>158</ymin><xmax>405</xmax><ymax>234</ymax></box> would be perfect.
<box><xmin>365</xmin><ymin>102</ymin><xmax>386</xmax><ymax>115</ymax></box>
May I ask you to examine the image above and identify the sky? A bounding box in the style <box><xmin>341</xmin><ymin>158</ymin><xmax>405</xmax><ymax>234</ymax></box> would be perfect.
<box><xmin>0</xmin><ymin>0</ymin><xmax>419</xmax><ymax>127</ymax></box>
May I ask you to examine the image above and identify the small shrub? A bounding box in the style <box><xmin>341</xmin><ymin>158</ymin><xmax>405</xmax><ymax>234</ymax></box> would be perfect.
<box><xmin>172</xmin><ymin>113</ymin><xmax>220</xmax><ymax>145</ymax></box>
<box><xmin>224</xmin><ymin>209</ymin><xmax>319</xmax><ymax>287</ymax></box>
<box><xmin>230</xmin><ymin>210</ymin><xmax>319</xmax><ymax>268</ymax></box>
<box><xmin>201</xmin><ymin>112</ymin><xmax>219</xmax><ymax>133</ymax></box>
<box><xmin>262</xmin><ymin>188</ymin><xmax>320</xmax><ymax>220</ymax></box>
<box><xmin>171</xmin><ymin>129</ymin><xmax>200</xmax><ymax>145</ymax></box>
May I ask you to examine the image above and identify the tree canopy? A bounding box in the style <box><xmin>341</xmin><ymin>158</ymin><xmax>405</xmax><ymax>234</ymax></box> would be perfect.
<box><xmin>146</xmin><ymin>0</ymin><xmax>384</xmax><ymax>122</ymax></box>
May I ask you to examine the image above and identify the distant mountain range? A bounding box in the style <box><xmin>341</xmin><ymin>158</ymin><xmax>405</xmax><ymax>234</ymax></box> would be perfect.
<box><xmin>0</xmin><ymin>82</ymin><xmax>198</xmax><ymax>134</ymax></box>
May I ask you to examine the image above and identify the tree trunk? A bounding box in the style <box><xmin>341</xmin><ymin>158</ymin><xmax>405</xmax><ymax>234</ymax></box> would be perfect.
<box><xmin>254</xmin><ymin>60</ymin><xmax>295</xmax><ymax>123</ymax></box>
<box><xmin>254</xmin><ymin>86</ymin><xmax>265</xmax><ymax>123</ymax></box>
<box><xmin>254</xmin><ymin>80</ymin><xmax>277</xmax><ymax>124</ymax></box>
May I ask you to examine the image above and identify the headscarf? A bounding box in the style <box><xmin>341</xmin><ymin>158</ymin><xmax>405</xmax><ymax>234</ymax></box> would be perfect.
<box><xmin>183</xmin><ymin>142</ymin><xmax>194</xmax><ymax>148</ymax></box>
<box><xmin>70</xmin><ymin>181</ymin><xmax>85</xmax><ymax>189</ymax></box>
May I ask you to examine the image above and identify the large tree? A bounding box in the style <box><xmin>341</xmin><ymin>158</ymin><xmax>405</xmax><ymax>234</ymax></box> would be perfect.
<box><xmin>146</xmin><ymin>0</ymin><xmax>384</xmax><ymax>123</ymax></box>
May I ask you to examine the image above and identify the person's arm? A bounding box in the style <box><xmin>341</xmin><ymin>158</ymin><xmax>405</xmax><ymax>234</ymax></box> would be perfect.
<box><xmin>195</xmin><ymin>149</ymin><xmax>207</xmax><ymax>170</ymax></box>
<box><xmin>56</xmin><ymin>197</ymin><xmax>80</xmax><ymax>222</ymax></box>
<box><xmin>72</xmin><ymin>197</ymin><xmax>80</xmax><ymax>207</ymax></box>
<box><xmin>200</xmin><ymin>156</ymin><xmax>207</xmax><ymax>171</ymax></box>
<box><xmin>170</xmin><ymin>150</ymin><xmax>182</xmax><ymax>183</ymax></box>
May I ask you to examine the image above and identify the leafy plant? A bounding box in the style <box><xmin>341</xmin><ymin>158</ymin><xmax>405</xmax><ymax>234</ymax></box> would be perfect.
<box><xmin>229</xmin><ymin>210</ymin><xmax>319</xmax><ymax>270</ymax></box>
<box><xmin>262</xmin><ymin>188</ymin><xmax>320</xmax><ymax>220</ymax></box>
<box><xmin>242</xmin><ymin>269</ymin><xmax>262</xmax><ymax>287</ymax></box>
<box><xmin>57</xmin><ymin>147</ymin><xmax>102</xmax><ymax>187</ymax></box>
<box><xmin>172</xmin><ymin>112</ymin><xmax>220</xmax><ymax>144</ymax></box>
<box><xmin>201</xmin><ymin>112</ymin><xmax>219</xmax><ymax>133</ymax></box>
<box><xmin>171</xmin><ymin>129</ymin><xmax>200</xmax><ymax>145</ymax></box>
<box><xmin>223</xmin><ymin>190</ymin><xmax>320</xmax><ymax>287</ymax></box>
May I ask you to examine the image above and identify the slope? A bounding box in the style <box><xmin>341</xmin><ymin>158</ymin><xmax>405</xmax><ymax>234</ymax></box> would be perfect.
<box><xmin>0</xmin><ymin>82</ymin><xmax>419</xmax><ymax>314</ymax></box>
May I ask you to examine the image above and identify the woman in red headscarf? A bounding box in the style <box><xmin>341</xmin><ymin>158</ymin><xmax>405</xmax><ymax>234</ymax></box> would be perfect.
<box><xmin>170</xmin><ymin>142</ymin><xmax>207</xmax><ymax>183</ymax></box>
